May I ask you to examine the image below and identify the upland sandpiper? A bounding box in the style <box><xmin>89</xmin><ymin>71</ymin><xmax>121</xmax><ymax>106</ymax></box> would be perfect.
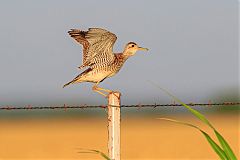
<box><xmin>63</xmin><ymin>28</ymin><xmax>148</xmax><ymax>97</ymax></box>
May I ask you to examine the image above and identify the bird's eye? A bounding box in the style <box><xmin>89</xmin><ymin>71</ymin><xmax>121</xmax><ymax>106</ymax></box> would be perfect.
<box><xmin>131</xmin><ymin>44</ymin><xmax>135</xmax><ymax>47</ymax></box>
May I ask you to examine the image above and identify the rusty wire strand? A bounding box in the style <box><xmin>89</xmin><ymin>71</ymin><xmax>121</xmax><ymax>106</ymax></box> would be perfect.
<box><xmin>0</xmin><ymin>102</ymin><xmax>239</xmax><ymax>111</ymax></box>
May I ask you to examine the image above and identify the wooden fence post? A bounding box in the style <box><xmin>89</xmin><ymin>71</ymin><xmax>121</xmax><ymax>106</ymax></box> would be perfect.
<box><xmin>108</xmin><ymin>92</ymin><xmax>121</xmax><ymax>160</ymax></box>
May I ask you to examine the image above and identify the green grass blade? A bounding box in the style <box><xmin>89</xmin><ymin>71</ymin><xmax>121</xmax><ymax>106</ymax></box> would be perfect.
<box><xmin>158</xmin><ymin>118</ymin><xmax>228</xmax><ymax>160</ymax></box>
<box><xmin>149</xmin><ymin>81</ymin><xmax>237</xmax><ymax>159</ymax></box>
<box><xmin>149</xmin><ymin>81</ymin><xmax>214</xmax><ymax>129</ymax></box>
<box><xmin>214</xmin><ymin>130</ymin><xmax>237</xmax><ymax>160</ymax></box>
<box><xmin>201</xmin><ymin>131</ymin><xmax>228</xmax><ymax>160</ymax></box>
<box><xmin>77</xmin><ymin>148</ymin><xmax>111</xmax><ymax>160</ymax></box>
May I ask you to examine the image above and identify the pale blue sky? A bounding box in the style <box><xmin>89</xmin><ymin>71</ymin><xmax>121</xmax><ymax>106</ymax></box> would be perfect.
<box><xmin>0</xmin><ymin>0</ymin><xmax>238</xmax><ymax>105</ymax></box>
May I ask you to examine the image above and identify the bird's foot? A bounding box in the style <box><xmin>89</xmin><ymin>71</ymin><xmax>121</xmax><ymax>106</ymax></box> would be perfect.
<box><xmin>107</xmin><ymin>90</ymin><xmax>121</xmax><ymax>99</ymax></box>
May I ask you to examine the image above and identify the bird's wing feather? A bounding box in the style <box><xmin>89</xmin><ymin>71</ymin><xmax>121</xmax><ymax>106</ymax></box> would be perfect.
<box><xmin>68</xmin><ymin>29</ymin><xmax>89</xmax><ymax>67</ymax></box>
<box><xmin>68</xmin><ymin>28</ymin><xmax>117</xmax><ymax>68</ymax></box>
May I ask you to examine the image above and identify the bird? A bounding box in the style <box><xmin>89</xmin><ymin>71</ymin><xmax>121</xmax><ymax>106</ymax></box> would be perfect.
<box><xmin>63</xmin><ymin>28</ymin><xmax>148</xmax><ymax>97</ymax></box>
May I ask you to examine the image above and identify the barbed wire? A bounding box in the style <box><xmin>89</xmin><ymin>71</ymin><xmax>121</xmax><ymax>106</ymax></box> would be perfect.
<box><xmin>0</xmin><ymin>102</ymin><xmax>239</xmax><ymax>111</ymax></box>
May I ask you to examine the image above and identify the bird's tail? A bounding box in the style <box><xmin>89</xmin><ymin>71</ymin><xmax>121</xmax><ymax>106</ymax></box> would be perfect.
<box><xmin>63</xmin><ymin>82</ymin><xmax>71</xmax><ymax>88</ymax></box>
<box><xmin>63</xmin><ymin>68</ymin><xmax>91</xmax><ymax>88</ymax></box>
<box><xmin>63</xmin><ymin>79</ymin><xmax>77</xmax><ymax>88</ymax></box>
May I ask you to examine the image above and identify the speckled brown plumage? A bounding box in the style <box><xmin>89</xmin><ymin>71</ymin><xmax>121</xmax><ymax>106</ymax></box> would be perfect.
<box><xmin>63</xmin><ymin>28</ymin><xmax>148</xmax><ymax>96</ymax></box>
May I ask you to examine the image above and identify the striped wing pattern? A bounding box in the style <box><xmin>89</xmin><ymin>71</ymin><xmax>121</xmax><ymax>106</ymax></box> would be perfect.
<box><xmin>68</xmin><ymin>28</ymin><xmax>117</xmax><ymax>69</ymax></box>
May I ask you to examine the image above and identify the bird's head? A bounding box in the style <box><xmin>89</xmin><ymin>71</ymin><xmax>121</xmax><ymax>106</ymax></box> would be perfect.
<box><xmin>123</xmin><ymin>42</ymin><xmax>148</xmax><ymax>57</ymax></box>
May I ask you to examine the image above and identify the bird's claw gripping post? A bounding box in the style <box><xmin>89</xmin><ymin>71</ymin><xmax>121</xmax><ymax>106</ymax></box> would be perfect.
<box><xmin>108</xmin><ymin>91</ymin><xmax>121</xmax><ymax>100</ymax></box>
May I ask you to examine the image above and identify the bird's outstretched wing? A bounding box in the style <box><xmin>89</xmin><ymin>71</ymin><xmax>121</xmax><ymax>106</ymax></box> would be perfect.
<box><xmin>68</xmin><ymin>28</ymin><xmax>117</xmax><ymax>69</ymax></box>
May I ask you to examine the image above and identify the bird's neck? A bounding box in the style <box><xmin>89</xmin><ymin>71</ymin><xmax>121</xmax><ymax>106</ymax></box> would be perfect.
<box><xmin>122</xmin><ymin>50</ymin><xmax>135</xmax><ymax>59</ymax></box>
<box><xmin>116</xmin><ymin>52</ymin><xmax>131</xmax><ymax>62</ymax></box>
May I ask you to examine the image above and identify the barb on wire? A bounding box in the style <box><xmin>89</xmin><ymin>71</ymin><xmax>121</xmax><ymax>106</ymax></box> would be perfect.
<box><xmin>0</xmin><ymin>102</ymin><xmax>239</xmax><ymax>111</ymax></box>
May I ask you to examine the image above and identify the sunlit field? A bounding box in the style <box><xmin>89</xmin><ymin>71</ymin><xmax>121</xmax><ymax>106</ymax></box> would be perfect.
<box><xmin>0</xmin><ymin>112</ymin><xmax>239</xmax><ymax>160</ymax></box>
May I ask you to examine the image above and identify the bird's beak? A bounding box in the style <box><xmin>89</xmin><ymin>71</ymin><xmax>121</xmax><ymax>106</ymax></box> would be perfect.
<box><xmin>138</xmin><ymin>47</ymin><xmax>149</xmax><ymax>51</ymax></box>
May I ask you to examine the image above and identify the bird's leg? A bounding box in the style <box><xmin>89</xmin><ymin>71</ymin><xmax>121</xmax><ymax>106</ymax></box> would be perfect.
<box><xmin>92</xmin><ymin>85</ymin><xmax>107</xmax><ymax>97</ymax></box>
<box><xmin>95</xmin><ymin>86</ymin><xmax>121</xmax><ymax>99</ymax></box>
<box><xmin>95</xmin><ymin>86</ymin><xmax>112</xmax><ymax>93</ymax></box>
<box><xmin>92</xmin><ymin>82</ymin><xmax>112</xmax><ymax>97</ymax></box>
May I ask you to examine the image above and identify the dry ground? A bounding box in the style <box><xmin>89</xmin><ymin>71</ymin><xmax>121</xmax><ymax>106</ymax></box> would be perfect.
<box><xmin>0</xmin><ymin>113</ymin><xmax>239</xmax><ymax>160</ymax></box>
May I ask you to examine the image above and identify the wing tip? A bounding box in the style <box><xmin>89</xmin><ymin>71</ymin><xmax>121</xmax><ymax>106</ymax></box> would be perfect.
<box><xmin>68</xmin><ymin>29</ymin><xmax>86</xmax><ymax>37</ymax></box>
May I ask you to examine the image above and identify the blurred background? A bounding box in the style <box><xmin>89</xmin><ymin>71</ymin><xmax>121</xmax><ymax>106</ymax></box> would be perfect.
<box><xmin>0</xmin><ymin>0</ymin><xmax>239</xmax><ymax>159</ymax></box>
<box><xmin>0</xmin><ymin>0</ymin><xmax>238</xmax><ymax>105</ymax></box>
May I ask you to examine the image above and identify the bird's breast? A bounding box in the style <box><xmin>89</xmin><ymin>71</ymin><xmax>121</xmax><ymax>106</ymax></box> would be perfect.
<box><xmin>82</xmin><ymin>57</ymin><xmax>126</xmax><ymax>82</ymax></box>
